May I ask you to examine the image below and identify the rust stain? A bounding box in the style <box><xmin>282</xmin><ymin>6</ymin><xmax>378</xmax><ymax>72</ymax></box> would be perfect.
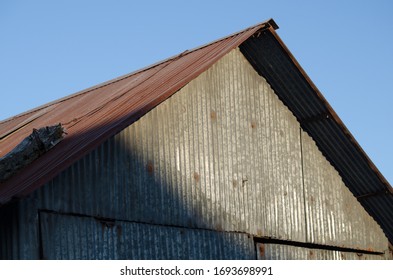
<box><xmin>251</xmin><ymin>120</ymin><xmax>257</xmax><ymax>129</ymax></box>
<box><xmin>193</xmin><ymin>171</ymin><xmax>200</xmax><ymax>182</ymax></box>
<box><xmin>116</xmin><ymin>224</ymin><xmax>122</xmax><ymax>238</ymax></box>
<box><xmin>210</xmin><ymin>110</ymin><xmax>217</xmax><ymax>121</ymax></box>
<box><xmin>146</xmin><ymin>161</ymin><xmax>154</xmax><ymax>174</ymax></box>
<box><xmin>258</xmin><ymin>244</ymin><xmax>265</xmax><ymax>257</ymax></box>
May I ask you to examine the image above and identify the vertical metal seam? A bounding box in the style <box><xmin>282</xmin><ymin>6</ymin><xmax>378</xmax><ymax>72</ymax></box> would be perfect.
<box><xmin>300</xmin><ymin>128</ymin><xmax>308</xmax><ymax>243</ymax></box>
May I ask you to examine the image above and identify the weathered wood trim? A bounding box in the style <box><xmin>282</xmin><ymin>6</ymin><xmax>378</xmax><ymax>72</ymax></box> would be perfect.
<box><xmin>0</xmin><ymin>124</ymin><xmax>65</xmax><ymax>183</ymax></box>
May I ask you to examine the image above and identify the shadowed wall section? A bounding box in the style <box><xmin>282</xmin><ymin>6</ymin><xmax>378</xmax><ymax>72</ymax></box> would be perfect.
<box><xmin>1</xmin><ymin>48</ymin><xmax>389</xmax><ymax>259</ymax></box>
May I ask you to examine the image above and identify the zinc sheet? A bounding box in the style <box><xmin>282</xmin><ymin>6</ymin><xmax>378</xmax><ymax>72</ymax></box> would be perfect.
<box><xmin>240</xmin><ymin>29</ymin><xmax>390</xmax><ymax>197</ymax></box>
<box><xmin>35</xmin><ymin>48</ymin><xmax>305</xmax><ymax>242</ymax></box>
<box><xmin>301</xmin><ymin>131</ymin><xmax>388</xmax><ymax>252</ymax></box>
<box><xmin>0</xmin><ymin>202</ymin><xmax>20</xmax><ymax>259</ymax></box>
<box><xmin>0</xmin><ymin>198</ymin><xmax>39</xmax><ymax>259</ymax></box>
<box><xmin>39</xmin><ymin>212</ymin><xmax>255</xmax><ymax>260</ymax></box>
<box><xmin>239</xmin><ymin>30</ymin><xmax>393</xmax><ymax>243</ymax></box>
<box><xmin>256</xmin><ymin>243</ymin><xmax>386</xmax><ymax>260</ymax></box>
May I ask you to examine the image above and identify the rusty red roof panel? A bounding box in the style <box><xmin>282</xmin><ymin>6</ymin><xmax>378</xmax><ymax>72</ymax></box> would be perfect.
<box><xmin>0</xmin><ymin>20</ymin><xmax>274</xmax><ymax>204</ymax></box>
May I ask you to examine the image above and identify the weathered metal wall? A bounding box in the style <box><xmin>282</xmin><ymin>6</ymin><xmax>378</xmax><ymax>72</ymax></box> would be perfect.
<box><xmin>27</xmin><ymin>48</ymin><xmax>389</xmax><ymax>259</ymax></box>
<box><xmin>301</xmin><ymin>131</ymin><xmax>387</xmax><ymax>252</ymax></box>
<box><xmin>0</xmin><ymin>198</ymin><xmax>39</xmax><ymax>259</ymax></box>
<box><xmin>0</xmin><ymin>202</ymin><xmax>19</xmax><ymax>259</ymax></box>
<box><xmin>256</xmin><ymin>243</ymin><xmax>387</xmax><ymax>260</ymax></box>
<box><xmin>34</xmin><ymin>48</ymin><xmax>305</xmax><ymax>242</ymax></box>
<box><xmin>40</xmin><ymin>212</ymin><xmax>255</xmax><ymax>260</ymax></box>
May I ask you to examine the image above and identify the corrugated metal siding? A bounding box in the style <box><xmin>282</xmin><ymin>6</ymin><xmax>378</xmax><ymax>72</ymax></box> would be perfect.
<box><xmin>256</xmin><ymin>243</ymin><xmax>387</xmax><ymax>260</ymax></box>
<box><xmin>0</xmin><ymin>198</ymin><xmax>39</xmax><ymax>259</ymax></box>
<box><xmin>0</xmin><ymin>22</ymin><xmax>269</xmax><ymax>206</ymax></box>
<box><xmin>35</xmin><ymin>48</ymin><xmax>306</xmax><ymax>242</ymax></box>
<box><xmin>240</xmin><ymin>30</ymin><xmax>388</xmax><ymax>196</ymax></box>
<box><xmin>301</xmin><ymin>131</ymin><xmax>387</xmax><ymax>252</ymax></box>
<box><xmin>0</xmin><ymin>202</ymin><xmax>19</xmax><ymax>259</ymax></box>
<box><xmin>240</xmin><ymin>30</ymin><xmax>393</xmax><ymax>243</ymax></box>
<box><xmin>2</xmin><ymin>21</ymin><xmax>391</xmax><ymax>248</ymax></box>
<box><xmin>40</xmin><ymin>212</ymin><xmax>255</xmax><ymax>260</ymax></box>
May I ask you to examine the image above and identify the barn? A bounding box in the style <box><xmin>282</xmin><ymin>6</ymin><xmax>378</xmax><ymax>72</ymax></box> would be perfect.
<box><xmin>1</xmin><ymin>19</ymin><xmax>392</xmax><ymax>260</ymax></box>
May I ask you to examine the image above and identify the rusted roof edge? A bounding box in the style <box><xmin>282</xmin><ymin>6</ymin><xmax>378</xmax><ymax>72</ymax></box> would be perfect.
<box><xmin>0</xmin><ymin>21</ymin><xmax>267</xmax><ymax>205</ymax></box>
<box><xmin>0</xmin><ymin>19</ymin><xmax>277</xmax><ymax>126</ymax></box>
<box><xmin>0</xmin><ymin>105</ymin><xmax>58</xmax><ymax>141</ymax></box>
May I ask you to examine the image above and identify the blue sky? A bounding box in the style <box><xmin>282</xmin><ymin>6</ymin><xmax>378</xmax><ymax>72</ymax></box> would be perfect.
<box><xmin>1</xmin><ymin>0</ymin><xmax>392</xmax><ymax>184</ymax></box>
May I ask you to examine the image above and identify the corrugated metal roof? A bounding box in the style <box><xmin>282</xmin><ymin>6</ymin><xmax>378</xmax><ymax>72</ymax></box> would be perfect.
<box><xmin>0</xmin><ymin>20</ymin><xmax>273</xmax><ymax>204</ymax></box>
<box><xmin>0</xmin><ymin>19</ymin><xmax>392</xmax><ymax>244</ymax></box>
